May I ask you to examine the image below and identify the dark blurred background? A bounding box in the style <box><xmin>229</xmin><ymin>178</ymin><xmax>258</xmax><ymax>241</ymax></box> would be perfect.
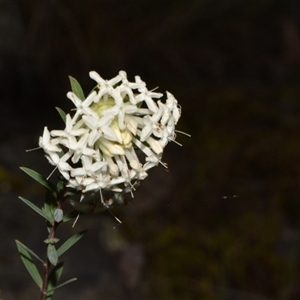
<box><xmin>1</xmin><ymin>0</ymin><xmax>300</xmax><ymax>299</ymax></box>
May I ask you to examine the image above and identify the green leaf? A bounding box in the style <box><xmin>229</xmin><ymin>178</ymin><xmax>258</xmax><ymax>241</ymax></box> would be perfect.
<box><xmin>43</xmin><ymin>190</ymin><xmax>57</xmax><ymax>222</ymax></box>
<box><xmin>46</xmin><ymin>261</ymin><xmax>64</xmax><ymax>299</ymax></box>
<box><xmin>47</xmin><ymin>277</ymin><xmax>77</xmax><ymax>293</ymax></box>
<box><xmin>64</xmin><ymin>190</ymin><xmax>78</xmax><ymax>197</ymax></box>
<box><xmin>53</xmin><ymin>209</ymin><xmax>63</xmax><ymax>223</ymax></box>
<box><xmin>56</xmin><ymin>177</ymin><xmax>66</xmax><ymax>193</ymax></box>
<box><xmin>44</xmin><ymin>238</ymin><xmax>60</xmax><ymax>245</ymax></box>
<box><xmin>55</xmin><ymin>107</ymin><xmax>66</xmax><ymax>124</ymax></box>
<box><xmin>57</xmin><ymin>230</ymin><xmax>87</xmax><ymax>257</ymax></box>
<box><xmin>47</xmin><ymin>244</ymin><xmax>58</xmax><ymax>266</ymax></box>
<box><xmin>20</xmin><ymin>167</ymin><xmax>56</xmax><ymax>192</ymax></box>
<box><xmin>19</xmin><ymin>196</ymin><xmax>54</xmax><ymax>223</ymax></box>
<box><xmin>15</xmin><ymin>240</ymin><xmax>44</xmax><ymax>263</ymax></box>
<box><xmin>69</xmin><ymin>76</ymin><xmax>85</xmax><ymax>100</ymax></box>
<box><xmin>62</xmin><ymin>210</ymin><xmax>79</xmax><ymax>223</ymax></box>
<box><xmin>15</xmin><ymin>240</ymin><xmax>43</xmax><ymax>288</ymax></box>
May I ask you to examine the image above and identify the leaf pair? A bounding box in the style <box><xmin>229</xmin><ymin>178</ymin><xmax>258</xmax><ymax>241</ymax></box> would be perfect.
<box><xmin>16</xmin><ymin>230</ymin><xmax>86</xmax><ymax>297</ymax></box>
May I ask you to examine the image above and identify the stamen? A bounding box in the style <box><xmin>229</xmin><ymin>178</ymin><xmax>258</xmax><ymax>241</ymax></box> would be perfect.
<box><xmin>107</xmin><ymin>209</ymin><xmax>122</xmax><ymax>225</ymax></box>
<box><xmin>99</xmin><ymin>188</ymin><xmax>104</xmax><ymax>204</ymax></box>
<box><xmin>150</xmin><ymin>86</ymin><xmax>159</xmax><ymax>92</ymax></box>
<box><xmin>169</xmin><ymin>138</ymin><xmax>182</xmax><ymax>147</ymax></box>
<box><xmin>47</xmin><ymin>166</ymin><xmax>58</xmax><ymax>180</ymax></box>
<box><xmin>26</xmin><ymin>146</ymin><xmax>41</xmax><ymax>152</ymax></box>
<box><xmin>159</xmin><ymin>161</ymin><xmax>168</xmax><ymax>168</ymax></box>
<box><xmin>72</xmin><ymin>212</ymin><xmax>81</xmax><ymax>228</ymax></box>
<box><xmin>175</xmin><ymin>130</ymin><xmax>191</xmax><ymax>137</ymax></box>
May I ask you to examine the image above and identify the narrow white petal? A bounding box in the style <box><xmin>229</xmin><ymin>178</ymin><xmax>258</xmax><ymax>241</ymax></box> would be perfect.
<box><xmin>140</xmin><ymin>126</ymin><xmax>152</xmax><ymax>142</ymax></box>
<box><xmin>126</xmin><ymin>117</ymin><xmax>138</xmax><ymax>135</ymax></box>
<box><xmin>82</xmin><ymin>115</ymin><xmax>99</xmax><ymax>130</ymax></box>
<box><xmin>89</xmin><ymin>71</ymin><xmax>105</xmax><ymax>84</ymax></box>
<box><xmin>100</xmin><ymin>139</ymin><xmax>125</xmax><ymax>156</ymax></box>
<box><xmin>147</xmin><ymin>137</ymin><xmax>163</xmax><ymax>154</ymax></box>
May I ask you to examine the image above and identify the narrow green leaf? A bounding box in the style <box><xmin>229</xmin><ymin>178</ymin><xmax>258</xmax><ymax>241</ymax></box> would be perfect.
<box><xmin>16</xmin><ymin>240</ymin><xmax>43</xmax><ymax>288</ymax></box>
<box><xmin>55</xmin><ymin>107</ymin><xmax>66</xmax><ymax>124</ymax></box>
<box><xmin>54</xmin><ymin>209</ymin><xmax>63</xmax><ymax>223</ymax></box>
<box><xmin>15</xmin><ymin>240</ymin><xmax>44</xmax><ymax>263</ymax></box>
<box><xmin>69</xmin><ymin>76</ymin><xmax>85</xmax><ymax>100</ymax></box>
<box><xmin>64</xmin><ymin>190</ymin><xmax>78</xmax><ymax>197</ymax></box>
<box><xmin>57</xmin><ymin>230</ymin><xmax>87</xmax><ymax>257</ymax></box>
<box><xmin>46</xmin><ymin>261</ymin><xmax>64</xmax><ymax>299</ymax></box>
<box><xmin>62</xmin><ymin>210</ymin><xmax>79</xmax><ymax>223</ymax></box>
<box><xmin>56</xmin><ymin>177</ymin><xmax>66</xmax><ymax>192</ymax></box>
<box><xmin>19</xmin><ymin>196</ymin><xmax>53</xmax><ymax>223</ymax></box>
<box><xmin>20</xmin><ymin>167</ymin><xmax>56</xmax><ymax>192</ymax></box>
<box><xmin>47</xmin><ymin>244</ymin><xmax>58</xmax><ymax>266</ymax></box>
<box><xmin>43</xmin><ymin>190</ymin><xmax>56</xmax><ymax>222</ymax></box>
<box><xmin>47</xmin><ymin>277</ymin><xmax>77</xmax><ymax>293</ymax></box>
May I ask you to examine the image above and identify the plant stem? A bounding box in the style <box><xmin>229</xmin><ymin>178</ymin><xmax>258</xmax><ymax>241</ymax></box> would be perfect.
<box><xmin>40</xmin><ymin>220</ymin><xmax>58</xmax><ymax>300</ymax></box>
<box><xmin>40</xmin><ymin>184</ymin><xmax>66</xmax><ymax>300</ymax></box>
<box><xmin>40</xmin><ymin>257</ymin><xmax>50</xmax><ymax>300</ymax></box>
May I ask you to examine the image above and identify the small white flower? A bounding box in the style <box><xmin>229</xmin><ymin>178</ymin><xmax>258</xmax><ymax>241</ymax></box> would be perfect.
<box><xmin>45</xmin><ymin>151</ymin><xmax>73</xmax><ymax>180</ymax></box>
<box><xmin>118</xmin><ymin>71</ymin><xmax>145</xmax><ymax>104</ymax></box>
<box><xmin>39</xmin><ymin>127</ymin><xmax>61</xmax><ymax>153</ymax></box>
<box><xmin>82</xmin><ymin>114</ymin><xmax>116</xmax><ymax>145</ymax></box>
<box><xmin>89</xmin><ymin>71</ymin><xmax>122</xmax><ymax>101</ymax></box>
<box><xmin>71</xmin><ymin>156</ymin><xmax>107</xmax><ymax>178</ymax></box>
<box><xmin>102</xmin><ymin>93</ymin><xmax>138</xmax><ymax>131</ymax></box>
<box><xmin>135</xmin><ymin>87</ymin><xmax>162</xmax><ymax>112</ymax></box>
<box><xmin>67</xmin><ymin>91</ymin><xmax>98</xmax><ymax>122</ymax></box>
<box><xmin>51</xmin><ymin>114</ymin><xmax>87</xmax><ymax>140</ymax></box>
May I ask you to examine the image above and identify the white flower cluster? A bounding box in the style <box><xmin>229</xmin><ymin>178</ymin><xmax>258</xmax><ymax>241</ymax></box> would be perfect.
<box><xmin>39</xmin><ymin>71</ymin><xmax>181</xmax><ymax>195</ymax></box>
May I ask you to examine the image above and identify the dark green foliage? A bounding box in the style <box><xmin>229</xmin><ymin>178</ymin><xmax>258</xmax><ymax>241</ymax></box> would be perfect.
<box><xmin>18</xmin><ymin>164</ymin><xmax>87</xmax><ymax>299</ymax></box>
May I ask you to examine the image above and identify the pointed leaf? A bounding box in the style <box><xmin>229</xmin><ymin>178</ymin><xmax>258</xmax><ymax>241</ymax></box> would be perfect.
<box><xmin>56</xmin><ymin>177</ymin><xmax>66</xmax><ymax>193</ymax></box>
<box><xmin>16</xmin><ymin>240</ymin><xmax>43</xmax><ymax>288</ymax></box>
<box><xmin>57</xmin><ymin>230</ymin><xmax>87</xmax><ymax>257</ymax></box>
<box><xmin>69</xmin><ymin>76</ymin><xmax>85</xmax><ymax>100</ymax></box>
<box><xmin>47</xmin><ymin>277</ymin><xmax>77</xmax><ymax>293</ymax></box>
<box><xmin>43</xmin><ymin>190</ymin><xmax>56</xmax><ymax>222</ymax></box>
<box><xmin>64</xmin><ymin>190</ymin><xmax>78</xmax><ymax>197</ymax></box>
<box><xmin>20</xmin><ymin>167</ymin><xmax>56</xmax><ymax>192</ymax></box>
<box><xmin>55</xmin><ymin>107</ymin><xmax>66</xmax><ymax>124</ymax></box>
<box><xmin>62</xmin><ymin>210</ymin><xmax>79</xmax><ymax>223</ymax></box>
<box><xmin>46</xmin><ymin>261</ymin><xmax>64</xmax><ymax>299</ymax></box>
<box><xmin>19</xmin><ymin>197</ymin><xmax>53</xmax><ymax>223</ymax></box>
<box><xmin>47</xmin><ymin>244</ymin><xmax>58</xmax><ymax>266</ymax></box>
<box><xmin>15</xmin><ymin>240</ymin><xmax>44</xmax><ymax>263</ymax></box>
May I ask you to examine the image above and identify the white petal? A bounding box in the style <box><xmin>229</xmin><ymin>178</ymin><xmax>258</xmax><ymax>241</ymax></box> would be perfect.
<box><xmin>82</xmin><ymin>147</ymin><xmax>98</xmax><ymax>157</ymax></box>
<box><xmin>140</xmin><ymin>125</ymin><xmax>152</xmax><ymax>142</ymax></box>
<box><xmin>89</xmin><ymin>71</ymin><xmax>105</xmax><ymax>84</ymax></box>
<box><xmin>100</xmin><ymin>139</ymin><xmax>125</xmax><ymax>156</ymax></box>
<box><xmin>126</xmin><ymin>117</ymin><xmax>138</xmax><ymax>135</ymax></box>
<box><xmin>82</xmin><ymin>115</ymin><xmax>98</xmax><ymax>130</ymax></box>
<box><xmin>41</xmin><ymin>127</ymin><xmax>50</xmax><ymax>145</ymax></box>
<box><xmin>102</xmin><ymin>127</ymin><xmax>118</xmax><ymax>142</ymax></box>
<box><xmin>147</xmin><ymin>137</ymin><xmax>163</xmax><ymax>154</ymax></box>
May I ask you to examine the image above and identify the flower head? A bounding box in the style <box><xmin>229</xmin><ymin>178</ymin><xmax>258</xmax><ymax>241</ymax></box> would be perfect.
<box><xmin>40</xmin><ymin>71</ymin><xmax>182</xmax><ymax>195</ymax></box>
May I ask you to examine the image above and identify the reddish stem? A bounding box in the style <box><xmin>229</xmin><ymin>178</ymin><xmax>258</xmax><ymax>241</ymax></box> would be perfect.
<box><xmin>40</xmin><ymin>221</ymin><xmax>57</xmax><ymax>300</ymax></box>
<box><xmin>40</xmin><ymin>187</ymin><xmax>65</xmax><ymax>300</ymax></box>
